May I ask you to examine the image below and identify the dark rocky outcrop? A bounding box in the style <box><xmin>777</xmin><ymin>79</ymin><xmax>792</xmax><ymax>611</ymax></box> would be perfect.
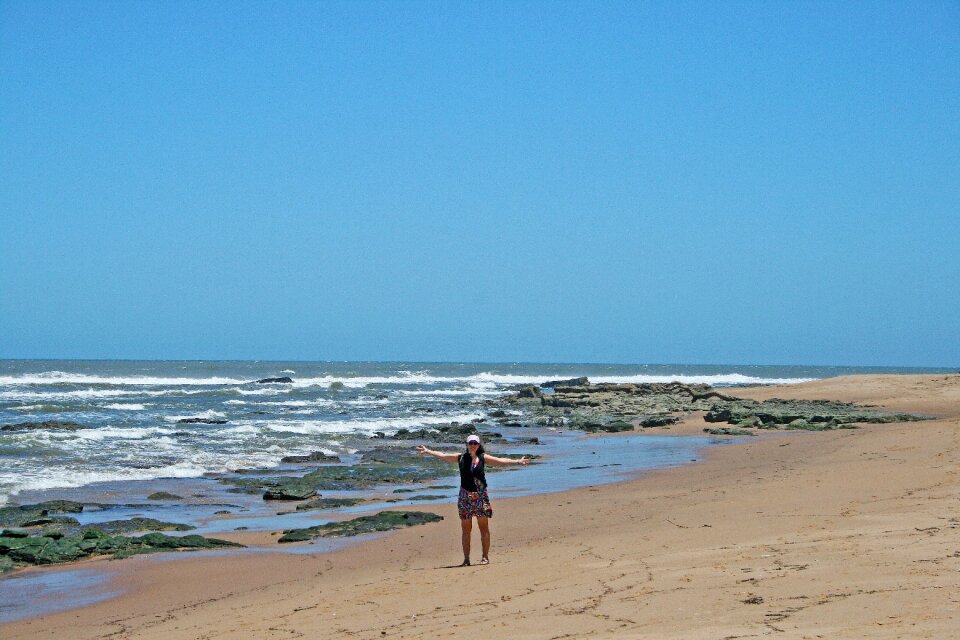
<box><xmin>254</xmin><ymin>377</ymin><xmax>294</xmax><ymax>384</ymax></box>
<box><xmin>281</xmin><ymin>451</ymin><xmax>342</xmax><ymax>464</ymax></box>
<box><xmin>263</xmin><ymin>485</ymin><xmax>319</xmax><ymax>501</ymax></box>
<box><xmin>278</xmin><ymin>511</ymin><xmax>443</xmax><ymax>542</ymax></box>
<box><xmin>640</xmin><ymin>415</ymin><xmax>681</xmax><ymax>428</ymax></box>
<box><xmin>1</xmin><ymin>421</ymin><xmax>91</xmax><ymax>432</ymax></box>
<box><xmin>177</xmin><ymin>417</ymin><xmax>229</xmax><ymax>425</ymax></box>
<box><xmin>540</xmin><ymin>377</ymin><xmax>589</xmax><ymax>389</ymax></box>
<box><xmin>373</xmin><ymin>424</ymin><xmax>502</xmax><ymax>443</ymax></box>
<box><xmin>516</xmin><ymin>385</ymin><xmax>543</xmax><ymax>399</ymax></box>
<box><xmin>703</xmin><ymin>398</ymin><xmax>927</xmax><ymax>429</ymax></box>
<box><xmin>504</xmin><ymin>382</ymin><xmax>929</xmax><ymax>435</ymax></box>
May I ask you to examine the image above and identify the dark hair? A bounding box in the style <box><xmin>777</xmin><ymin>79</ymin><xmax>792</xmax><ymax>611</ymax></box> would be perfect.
<box><xmin>464</xmin><ymin>441</ymin><xmax>485</xmax><ymax>457</ymax></box>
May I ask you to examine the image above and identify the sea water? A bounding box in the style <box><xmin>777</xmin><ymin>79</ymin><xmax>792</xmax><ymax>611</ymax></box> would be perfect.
<box><xmin>0</xmin><ymin>360</ymin><xmax>950</xmax><ymax>507</ymax></box>
<box><xmin>0</xmin><ymin>360</ymin><xmax>952</xmax><ymax>623</ymax></box>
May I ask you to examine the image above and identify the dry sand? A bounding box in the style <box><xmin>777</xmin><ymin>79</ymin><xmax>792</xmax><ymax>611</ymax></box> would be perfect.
<box><xmin>3</xmin><ymin>374</ymin><xmax>958</xmax><ymax>639</ymax></box>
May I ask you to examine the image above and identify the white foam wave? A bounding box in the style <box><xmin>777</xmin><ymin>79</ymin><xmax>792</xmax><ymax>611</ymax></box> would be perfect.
<box><xmin>587</xmin><ymin>374</ymin><xmax>816</xmax><ymax>386</ymax></box>
<box><xmin>284</xmin><ymin>371</ymin><xmax>816</xmax><ymax>388</ymax></box>
<box><xmin>247</xmin><ymin>399</ymin><xmax>336</xmax><ymax>408</ymax></box>
<box><xmin>0</xmin><ymin>371</ymin><xmax>249</xmax><ymax>386</ymax></box>
<box><xmin>260</xmin><ymin>413</ymin><xmax>483</xmax><ymax>435</ymax></box>
<box><xmin>0</xmin><ymin>369</ymin><xmax>815</xmax><ymax>393</ymax></box>
<box><xmin>220</xmin><ymin>425</ymin><xmax>260</xmax><ymax>436</ymax></box>
<box><xmin>0</xmin><ymin>387</ymin><xmax>219</xmax><ymax>402</ymax></box>
<box><xmin>340</xmin><ymin>398</ymin><xmax>392</xmax><ymax>406</ymax></box>
<box><xmin>0</xmin><ymin>450</ymin><xmax>285</xmax><ymax>502</ymax></box>
<box><xmin>235</xmin><ymin>388</ymin><xmax>291</xmax><ymax>396</ymax></box>
<box><xmin>0</xmin><ymin>388</ymin><xmax>143</xmax><ymax>401</ymax></box>
<box><xmin>101</xmin><ymin>403</ymin><xmax>149</xmax><ymax>411</ymax></box>
<box><xmin>73</xmin><ymin>426</ymin><xmax>171</xmax><ymax>441</ymax></box>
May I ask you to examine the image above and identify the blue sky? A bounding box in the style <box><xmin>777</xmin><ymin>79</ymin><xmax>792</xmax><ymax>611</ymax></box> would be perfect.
<box><xmin>1</xmin><ymin>1</ymin><xmax>958</xmax><ymax>366</ymax></box>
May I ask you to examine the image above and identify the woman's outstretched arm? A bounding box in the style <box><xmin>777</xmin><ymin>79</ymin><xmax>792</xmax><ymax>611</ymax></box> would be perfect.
<box><xmin>415</xmin><ymin>445</ymin><xmax>460</xmax><ymax>462</ymax></box>
<box><xmin>483</xmin><ymin>454</ymin><xmax>528</xmax><ymax>466</ymax></box>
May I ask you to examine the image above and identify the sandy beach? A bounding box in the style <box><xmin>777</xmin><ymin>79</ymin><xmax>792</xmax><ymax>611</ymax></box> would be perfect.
<box><xmin>3</xmin><ymin>374</ymin><xmax>958</xmax><ymax>639</ymax></box>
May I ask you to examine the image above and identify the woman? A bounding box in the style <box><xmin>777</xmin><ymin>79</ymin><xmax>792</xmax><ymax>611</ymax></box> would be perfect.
<box><xmin>416</xmin><ymin>434</ymin><xmax>528</xmax><ymax>566</ymax></box>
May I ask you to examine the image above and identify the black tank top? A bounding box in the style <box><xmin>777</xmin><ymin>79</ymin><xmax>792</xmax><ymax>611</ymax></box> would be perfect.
<box><xmin>458</xmin><ymin>453</ymin><xmax>486</xmax><ymax>492</ymax></box>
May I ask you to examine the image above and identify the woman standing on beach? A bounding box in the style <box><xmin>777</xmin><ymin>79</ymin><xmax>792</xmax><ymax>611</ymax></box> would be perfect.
<box><xmin>416</xmin><ymin>435</ymin><xmax>528</xmax><ymax>566</ymax></box>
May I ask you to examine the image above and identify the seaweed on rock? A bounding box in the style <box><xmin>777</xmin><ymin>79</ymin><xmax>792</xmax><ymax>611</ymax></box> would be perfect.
<box><xmin>223</xmin><ymin>447</ymin><xmax>455</xmax><ymax>498</ymax></box>
<box><xmin>0</xmin><ymin>529</ymin><xmax>243</xmax><ymax>571</ymax></box>
<box><xmin>278</xmin><ymin>510</ymin><xmax>443</xmax><ymax>543</ymax></box>
<box><xmin>503</xmin><ymin>382</ymin><xmax>930</xmax><ymax>434</ymax></box>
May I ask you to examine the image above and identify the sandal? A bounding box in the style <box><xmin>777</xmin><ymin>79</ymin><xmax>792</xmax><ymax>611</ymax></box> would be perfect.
<box><xmin>459</xmin><ymin>559</ymin><xmax>471</xmax><ymax>567</ymax></box>
<box><xmin>479</xmin><ymin>557</ymin><xmax>489</xmax><ymax>565</ymax></box>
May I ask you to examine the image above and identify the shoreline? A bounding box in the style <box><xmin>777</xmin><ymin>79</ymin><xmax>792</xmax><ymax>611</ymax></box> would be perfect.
<box><xmin>2</xmin><ymin>374</ymin><xmax>958</xmax><ymax>638</ymax></box>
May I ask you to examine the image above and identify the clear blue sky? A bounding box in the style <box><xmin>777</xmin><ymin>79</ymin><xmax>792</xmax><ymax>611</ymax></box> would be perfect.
<box><xmin>1</xmin><ymin>1</ymin><xmax>958</xmax><ymax>366</ymax></box>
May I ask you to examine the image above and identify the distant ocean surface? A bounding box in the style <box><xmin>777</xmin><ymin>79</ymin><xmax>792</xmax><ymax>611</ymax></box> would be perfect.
<box><xmin>0</xmin><ymin>360</ymin><xmax>950</xmax><ymax>505</ymax></box>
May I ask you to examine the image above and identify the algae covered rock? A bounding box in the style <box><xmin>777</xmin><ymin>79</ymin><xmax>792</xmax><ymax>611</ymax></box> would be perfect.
<box><xmin>0</xmin><ymin>500</ymin><xmax>86</xmax><ymax>528</ymax></box>
<box><xmin>225</xmin><ymin>447</ymin><xmax>453</xmax><ymax>497</ymax></box>
<box><xmin>147</xmin><ymin>491</ymin><xmax>183</xmax><ymax>501</ymax></box>
<box><xmin>385</xmin><ymin>494</ymin><xmax>446</xmax><ymax>503</ymax></box>
<box><xmin>640</xmin><ymin>415</ymin><xmax>681</xmax><ymax>428</ymax></box>
<box><xmin>505</xmin><ymin>381</ymin><xmax>930</xmax><ymax>435</ymax></box>
<box><xmin>294</xmin><ymin>497</ymin><xmax>366</xmax><ymax>511</ymax></box>
<box><xmin>573</xmin><ymin>418</ymin><xmax>634</xmax><ymax>433</ymax></box>
<box><xmin>278</xmin><ymin>510</ymin><xmax>443</xmax><ymax>542</ymax></box>
<box><xmin>703</xmin><ymin>398</ymin><xmax>926</xmax><ymax>429</ymax></box>
<box><xmin>703</xmin><ymin>427</ymin><xmax>756</xmax><ymax>436</ymax></box>
<box><xmin>0</xmin><ymin>528</ymin><xmax>244</xmax><ymax>570</ymax></box>
<box><xmin>77</xmin><ymin>518</ymin><xmax>195</xmax><ymax>535</ymax></box>
<box><xmin>264</xmin><ymin>485</ymin><xmax>319</xmax><ymax>501</ymax></box>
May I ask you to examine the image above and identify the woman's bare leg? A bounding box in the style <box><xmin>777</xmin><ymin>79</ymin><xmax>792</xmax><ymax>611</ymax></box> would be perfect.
<box><xmin>460</xmin><ymin>518</ymin><xmax>472</xmax><ymax>564</ymax></box>
<box><xmin>477</xmin><ymin>516</ymin><xmax>490</xmax><ymax>563</ymax></box>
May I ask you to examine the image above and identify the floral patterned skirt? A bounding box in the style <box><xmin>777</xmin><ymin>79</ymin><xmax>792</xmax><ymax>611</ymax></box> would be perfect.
<box><xmin>458</xmin><ymin>486</ymin><xmax>493</xmax><ymax>520</ymax></box>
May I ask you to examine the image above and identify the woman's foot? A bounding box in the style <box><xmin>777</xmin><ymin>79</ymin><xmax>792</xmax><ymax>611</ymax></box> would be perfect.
<box><xmin>460</xmin><ymin>558</ymin><xmax>471</xmax><ymax>566</ymax></box>
<box><xmin>479</xmin><ymin>557</ymin><xmax>489</xmax><ymax>565</ymax></box>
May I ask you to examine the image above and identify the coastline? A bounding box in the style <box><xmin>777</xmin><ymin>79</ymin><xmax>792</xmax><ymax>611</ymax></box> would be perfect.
<box><xmin>2</xmin><ymin>373</ymin><xmax>958</xmax><ymax>638</ymax></box>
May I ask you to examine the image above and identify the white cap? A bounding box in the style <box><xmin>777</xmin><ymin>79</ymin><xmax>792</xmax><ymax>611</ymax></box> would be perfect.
<box><xmin>466</xmin><ymin>434</ymin><xmax>481</xmax><ymax>444</ymax></box>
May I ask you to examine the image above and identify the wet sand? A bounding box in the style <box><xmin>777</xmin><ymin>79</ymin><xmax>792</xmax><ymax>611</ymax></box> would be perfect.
<box><xmin>3</xmin><ymin>374</ymin><xmax>958</xmax><ymax>639</ymax></box>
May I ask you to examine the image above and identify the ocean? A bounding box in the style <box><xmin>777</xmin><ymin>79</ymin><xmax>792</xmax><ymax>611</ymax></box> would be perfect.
<box><xmin>0</xmin><ymin>360</ymin><xmax>950</xmax><ymax>507</ymax></box>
